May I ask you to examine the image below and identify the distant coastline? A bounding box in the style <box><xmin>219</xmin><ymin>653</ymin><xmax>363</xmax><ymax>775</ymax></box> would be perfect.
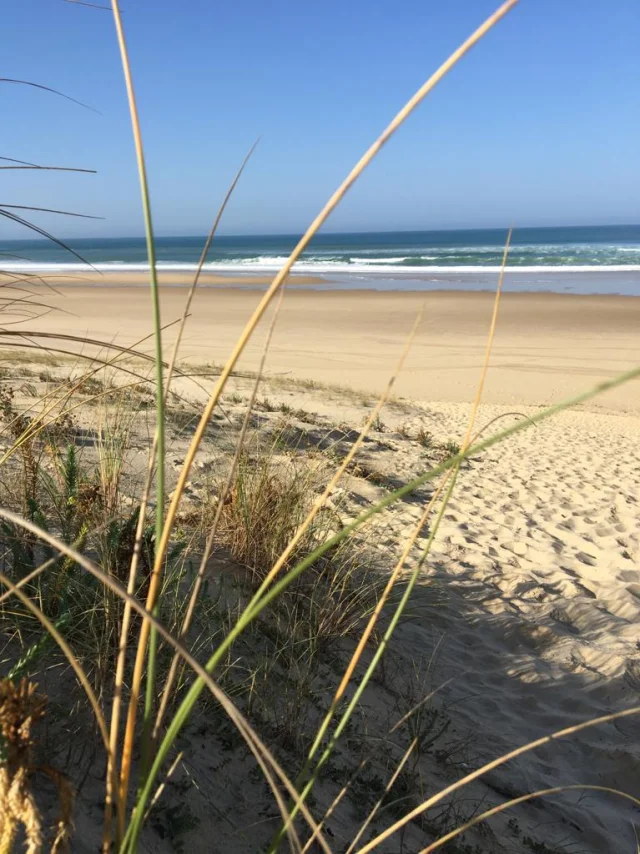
<box><xmin>3</xmin><ymin>225</ymin><xmax>640</xmax><ymax>295</ymax></box>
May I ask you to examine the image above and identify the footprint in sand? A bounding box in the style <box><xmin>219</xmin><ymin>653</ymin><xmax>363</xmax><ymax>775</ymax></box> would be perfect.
<box><xmin>625</xmin><ymin>583</ymin><xmax>640</xmax><ymax>601</ymax></box>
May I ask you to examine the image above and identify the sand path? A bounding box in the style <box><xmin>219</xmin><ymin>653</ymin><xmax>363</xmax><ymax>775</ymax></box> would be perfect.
<box><xmin>381</xmin><ymin>402</ymin><xmax>640</xmax><ymax>851</ymax></box>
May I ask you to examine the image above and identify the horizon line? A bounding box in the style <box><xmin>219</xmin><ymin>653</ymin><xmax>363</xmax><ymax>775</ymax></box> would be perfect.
<box><xmin>2</xmin><ymin>222</ymin><xmax>640</xmax><ymax>244</ymax></box>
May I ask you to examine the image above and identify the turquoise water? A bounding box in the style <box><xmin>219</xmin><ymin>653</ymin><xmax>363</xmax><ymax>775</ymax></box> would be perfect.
<box><xmin>3</xmin><ymin>225</ymin><xmax>640</xmax><ymax>293</ymax></box>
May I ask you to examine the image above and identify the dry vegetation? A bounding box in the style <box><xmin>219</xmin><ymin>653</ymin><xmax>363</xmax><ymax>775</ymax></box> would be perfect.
<box><xmin>0</xmin><ymin>359</ymin><xmax>484</xmax><ymax>853</ymax></box>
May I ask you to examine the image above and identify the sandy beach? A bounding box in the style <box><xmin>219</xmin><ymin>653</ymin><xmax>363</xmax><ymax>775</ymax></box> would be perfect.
<box><xmin>21</xmin><ymin>271</ymin><xmax>325</xmax><ymax>288</ymax></box>
<box><xmin>1</xmin><ymin>282</ymin><xmax>639</xmax><ymax>852</ymax></box>
<box><xmin>7</xmin><ymin>285</ymin><xmax>640</xmax><ymax>413</ymax></box>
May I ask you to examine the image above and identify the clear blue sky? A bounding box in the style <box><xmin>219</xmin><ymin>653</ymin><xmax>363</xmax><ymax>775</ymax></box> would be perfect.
<box><xmin>2</xmin><ymin>0</ymin><xmax>639</xmax><ymax>237</ymax></box>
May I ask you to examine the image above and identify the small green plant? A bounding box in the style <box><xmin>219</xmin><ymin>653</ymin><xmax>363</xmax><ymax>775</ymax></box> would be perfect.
<box><xmin>256</xmin><ymin>397</ymin><xmax>276</xmax><ymax>412</ymax></box>
<box><xmin>371</xmin><ymin>413</ymin><xmax>386</xmax><ymax>432</ymax></box>
<box><xmin>416</xmin><ymin>427</ymin><xmax>434</xmax><ymax>448</ymax></box>
<box><xmin>507</xmin><ymin>817</ymin><xmax>521</xmax><ymax>835</ymax></box>
<box><xmin>442</xmin><ymin>439</ymin><xmax>461</xmax><ymax>458</ymax></box>
<box><xmin>150</xmin><ymin>800</ymin><xmax>200</xmax><ymax>853</ymax></box>
<box><xmin>522</xmin><ymin>836</ymin><xmax>561</xmax><ymax>854</ymax></box>
<box><xmin>347</xmin><ymin>459</ymin><xmax>390</xmax><ymax>487</ymax></box>
<box><xmin>225</xmin><ymin>392</ymin><xmax>244</xmax><ymax>405</ymax></box>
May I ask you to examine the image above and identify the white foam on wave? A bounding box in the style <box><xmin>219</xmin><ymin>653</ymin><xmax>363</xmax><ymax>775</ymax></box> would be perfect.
<box><xmin>350</xmin><ymin>256</ymin><xmax>415</xmax><ymax>264</ymax></box>
<box><xmin>3</xmin><ymin>260</ymin><xmax>640</xmax><ymax>275</ymax></box>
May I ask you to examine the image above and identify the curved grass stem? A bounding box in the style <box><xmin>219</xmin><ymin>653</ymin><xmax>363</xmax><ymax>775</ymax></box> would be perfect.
<box><xmin>109</xmin><ymin>0</ymin><xmax>166</xmax><ymax>831</ymax></box>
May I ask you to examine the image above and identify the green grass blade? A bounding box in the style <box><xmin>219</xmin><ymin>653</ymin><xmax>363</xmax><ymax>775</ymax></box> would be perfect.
<box><xmin>109</xmin><ymin>0</ymin><xmax>166</xmax><ymax>819</ymax></box>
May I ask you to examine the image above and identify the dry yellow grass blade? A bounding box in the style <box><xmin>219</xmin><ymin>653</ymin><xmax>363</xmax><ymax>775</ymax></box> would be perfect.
<box><xmin>419</xmin><ymin>785</ymin><xmax>640</xmax><ymax>853</ymax></box>
<box><xmin>0</xmin><ymin>510</ymin><xmax>332</xmax><ymax>854</ymax></box>
<box><xmin>307</xmin><ymin>227</ymin><xmax>511</xmax><ymax>753</ymax></box>
<box><xmin>104</xmin><ymin>452</ymin><xmax>155</xmax><ymax>851</ymax></box>
<box><xmin>355</xmin><ymin>706</ymin><xmax>640</xmax><ymax>853</ymax></box>
<box><xmin>284</xmin><ymin>225</ymin><xmax>512</xmax><ymax>850</ymax></box>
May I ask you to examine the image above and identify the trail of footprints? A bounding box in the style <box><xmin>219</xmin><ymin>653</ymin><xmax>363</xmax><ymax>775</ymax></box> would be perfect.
<box><xmin>427</xmin><ymin>406</ymin><xmax>640</xmax><ymax>680</ymax></box>
<box><xmin>307</xmin><ymin>396</ymin><xmax>638</xmax><ymax>850</ymax></box>
<box><xmin>381</xmin><ymin>403</ymin><xmax>640</xmax><ymax>852</ymax></box>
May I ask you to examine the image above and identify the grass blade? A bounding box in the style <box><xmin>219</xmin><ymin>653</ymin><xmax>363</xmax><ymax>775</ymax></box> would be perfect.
<box><xmin>108</xmin><ymin>0</ymin><xmax>166</xmax><ymax>827</ymax></box>
<box><xmin>64</xmin><ymin>0</ymin><xmax>112</xmax><ymax>9</ymax></box>
<box><xmin>0</xmin><ymin>166</ymin><xmax>97</xmax><ymax>174</ymax></box>
<box><xmin>0</xmin><ymin>77</ymin><xmax>100</xmax><ymax>112</ymax></box>
<box><xmin>0</xmin><ymin>209</ymin><xmax>99</xmax><ymax>269</ymax></box>
<box><xmin>419</xmin><ymin>785</ymin><xmax>640</xmax><ymax>853</ymax></box>
<box><xmin>269</xmin><ymin>228</ymin><xmax>510</xmax><ymax>849</ymax></box>
<box><xmin>162</xmin><ymin>137</ymin><xmax>260</xmax><ymax>397</ymax></box>
<box><xmin>0</xmin><ymin>203</ymin><xmax>102</xmax><ymax>218</ymax></box>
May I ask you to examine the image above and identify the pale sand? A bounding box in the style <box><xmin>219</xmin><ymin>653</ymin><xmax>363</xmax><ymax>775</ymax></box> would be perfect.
<box><xmin>377</xmin><ymin>401</ymin><xmax>640</xmax><ymax>853</ymax></box>
<box><xmin>18</xmin><ymin>271</ymin><xmax>325</xmax><ymax>287</ymax></box>
<box><xmin>4</xmin><ymin>286</ymin><xmax>640</xmax><ymax>850</ymax></box>
<box><xmin>210</xmin><ymin>381</ymin><xmax>639</xmax><ymax>852</ymax></box>
<box><xmin>6</xmin><ymin>286</ymin><xmax>640</xmax><ymax>412</ymax></box>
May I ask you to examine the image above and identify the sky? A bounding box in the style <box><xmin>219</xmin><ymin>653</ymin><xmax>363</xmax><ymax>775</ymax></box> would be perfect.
<box><xmin>2</xmin><ymin>0</ymin><xmax>639</xmax><ymax>238</ymax></box>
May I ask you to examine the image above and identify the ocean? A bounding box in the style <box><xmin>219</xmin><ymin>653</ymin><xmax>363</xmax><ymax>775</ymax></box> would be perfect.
<box><xmin>3</xmin><ymin>224</ymin><xmax>640</xmax><ymax>294</ymax></box>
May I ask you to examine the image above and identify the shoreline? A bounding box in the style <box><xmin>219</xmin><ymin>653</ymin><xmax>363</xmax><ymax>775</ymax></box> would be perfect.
<box><xmin>3</xmin><ymin>287</ymin><xmax>639</xmax><ymax>414</ymax></box>
<box><xmin>2</xmin><ymin>268</ymin><xmax>640</xmax><ymax>296</ymax></box>
<box><xmin>2</xmin><ymin>271</ymin><xmax>326</xmax><ymax>288</ymax></box>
